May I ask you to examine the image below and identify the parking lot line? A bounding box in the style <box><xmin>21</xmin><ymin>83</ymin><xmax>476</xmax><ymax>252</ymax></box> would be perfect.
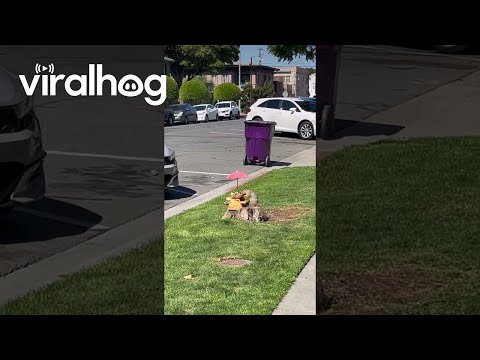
<box><xmin>210</xmin><ymin>132</ymin><xmax>244</xmax><ymax>136</ymax></box>
<box><xmin>229</xmin><ymin>129</ymin><xmax>244</xmax><ymax>132</ymax></box>
<box><xmin>15</xmin><ymin>207</ymin><xmax>110</xmax><ymax>230</ymax></box>
<box><xmin>47</xmin><ymin>150</ymin><xmax>163</xmax><ymax>163</ymax></box>
<box><xmin>180</xmin><ymin>170</ymin><xmax>230</xmax><ymax>176</ymax></box>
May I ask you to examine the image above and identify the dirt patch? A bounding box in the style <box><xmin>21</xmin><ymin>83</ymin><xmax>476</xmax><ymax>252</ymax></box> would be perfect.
<box><xmin>320</xmin><ymin>265</ymin><xmax>469</xmax><ymax>315</ymax></box>
<box><xmin>219</xmin><ymin>257</ymin><xmax>252</xmax><ymax>268</ymax></box>
<box><xmin>267</xmin><ymin>206</ymin><xmax>312</xmax><ymax>224</ymax></box>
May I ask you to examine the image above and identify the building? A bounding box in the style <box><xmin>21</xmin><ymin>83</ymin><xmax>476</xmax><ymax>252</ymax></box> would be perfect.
<box><xmin>204</xmin><ymin>63</ymin><xmax>279</xmax><ymax>89</ymax></box>
<box><xmin>273</xmin><ymin>66</ymin><xmax>311</xmax><ymax>97</ymax></box>
<box><xmin>309</xmin><ymin>73</ymin><xmax>316</xmax><ymax>97</ymax></box>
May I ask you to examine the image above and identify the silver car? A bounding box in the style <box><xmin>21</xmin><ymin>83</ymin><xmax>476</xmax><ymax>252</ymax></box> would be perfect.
<box><xmin>164</xmin><ymin>145</ymin><xmax>179</xmax><ymax>190</ymax></box>
<box><xmin>0</xmin><ymin>66</ymin><xmax>46</xmax><ymax>215</ymax></box>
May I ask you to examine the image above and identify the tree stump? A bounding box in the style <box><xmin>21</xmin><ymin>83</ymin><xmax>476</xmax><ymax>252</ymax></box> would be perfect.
<box><xmin>222</xmin><ymin>190</ymin><xmax>268</xmax><ymax>222</ymax></box>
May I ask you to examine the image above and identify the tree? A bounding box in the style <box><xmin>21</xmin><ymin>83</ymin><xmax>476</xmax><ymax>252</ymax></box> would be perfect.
<box><xmin>213</xmin><ymin>82</ymin><xmax>241</xmax><ymax>102</ymax></box>
<box><xmin>166</xmin><ymin>76</ymin><xmax>179</xmax><ymax>105</ymax></box>
<box><xmin>267</xmin><ymin>45</ymin><xmax>316</xmax><ymax>62</ymax></box>
<box><xmin>165</xmin><ymin>45</ymin><xmax>240</xmax><ymax>85</ymax></box>
<box><xmin>240</xmin><ymin>81</ymin><xmax>275</xmax><ymax>111</ymax></box>
<box><xmin>179</xmin><ymin>79</ymin><xmax>209</xmax><ymax>105</ymax></box>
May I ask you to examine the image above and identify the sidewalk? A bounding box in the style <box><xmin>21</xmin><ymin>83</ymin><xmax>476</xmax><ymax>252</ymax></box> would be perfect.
<box><xmin>0</xmin><ymin>144</ymin><xmax>317</xmax><ymax>309</ymax></box>
<box><xmin>273</xmin><ymin>254</ymin><xmax>316</xmax><ymax>315</ymax></box>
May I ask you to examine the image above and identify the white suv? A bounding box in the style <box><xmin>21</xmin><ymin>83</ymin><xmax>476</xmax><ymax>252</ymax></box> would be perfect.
<box><xmin>246</xmin><ymin>97</ymin><xmax>316</xmax><ymax>140</ymax></box>
<box><xmin>215</xmin><ymin>101</ymin><xmax>240</xmax><ymax>120</ymax></box>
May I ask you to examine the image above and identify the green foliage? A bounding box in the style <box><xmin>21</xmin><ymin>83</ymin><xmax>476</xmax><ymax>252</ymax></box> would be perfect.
<box><xmin>267</xmin><ymin>45</ymin><xmax>316</xmax><ymax>62</ymax></box>
<box><xmin>179</xmin><ymin>79</ymin><xmax>209</xmax><ymax>105</ymax></box>
<box><xmin>213</xmin><ymin>82</ymin><xmax>241</xmax><ymax>102</ymax></box>
<box><xmin>240</xmin><ymin>82</ymin><xmax>275</xmax><ymax>110</ymax></box>
<box><xmin>165</xmin><ymin>45</ymin><xmax>240</xmax><ymax>85</ymax></box>
<box><xmin>166</xmin><ymin>76</ymin><xmax>179</xmax><ymax>104</ymax></box>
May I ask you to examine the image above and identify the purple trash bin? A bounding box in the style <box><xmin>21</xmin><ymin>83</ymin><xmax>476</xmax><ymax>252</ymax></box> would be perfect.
<box><xmin>243</xmin><ymin>120</ymin><xmax>276</xmax><ymax>167</ymax></box>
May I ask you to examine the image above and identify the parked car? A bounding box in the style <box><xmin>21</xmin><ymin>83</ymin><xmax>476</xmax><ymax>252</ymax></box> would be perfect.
<box><xmin>170</xmin><ymin>104</ymin><xmax>198</xmax><ymax>125</ymax></box>
<box><xmin>164</xmin><ymin>106</ymin><xmax>174</xmax><ymax>126</ymax></box>
<box><xmin>246</xmin><ymin>97</ymin><xmax>316</xmax><ymax>140</ymax></box>
<box><xmin>0</xmin><ymin>66</ymin><xmax>46</xmax><ymax>216</ymax></box>
<box><xmin>164</xmin><ymin>145</ymin><xmax>179</xmax><ymax>190</ymax></box>
<box><xmin>215</xmin><ymin>101</ymin><xmax>240</xmax><ymax>120</ymax></box>
<box><xmin>193</xmin><ymin>104</ymin><xmax>218</xmax><ymax>122</ymax></box>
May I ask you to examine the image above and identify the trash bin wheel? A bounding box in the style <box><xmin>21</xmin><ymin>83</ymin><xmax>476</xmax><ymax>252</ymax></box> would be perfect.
<box><xmin>243</xmin><ymin>155</ymin><xmax>249</xmax><ymax>165</ymax></box>
<box><xmin>265</xmin><ymin>156</ymin><xmax>270</xmax><ymax>167</ymax></box>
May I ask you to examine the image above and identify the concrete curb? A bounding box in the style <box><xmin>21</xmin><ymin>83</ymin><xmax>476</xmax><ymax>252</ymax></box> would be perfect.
<box><xmin>272</xmin><ymin>254</ymin><xmax>316</xmax><ymax>315</ymax></box>
<box><xmin>0</xmin><ymin>145</ymin><xmax>316</xmax><ymax>307</ymax></box>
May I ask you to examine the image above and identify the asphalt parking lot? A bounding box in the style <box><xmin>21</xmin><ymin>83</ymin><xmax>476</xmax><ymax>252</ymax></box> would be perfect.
<box><xmin>164</xmin><ymin>117</ymin><xmax>315</xmax><ymax>210</ymax></box>
<box><xmin>0</xmin><ymin>46</ymin><xmax>164</xmax><ymax>276</ymax></box>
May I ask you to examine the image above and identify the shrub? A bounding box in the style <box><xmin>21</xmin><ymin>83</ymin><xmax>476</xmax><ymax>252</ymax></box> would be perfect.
<box><xmin>166</xmin><ymin>76</ymin><xmax>179</xmax><ymax>104</ymax></box>
<box><xmin>213</xmin><ymin>82</ymin><xmax>242</xmax><ymax>102</ymax></box>
<box><xmin>179</xmin><ymin>79</ymin><xmax>209</xmax><ymax>105</ymax></box>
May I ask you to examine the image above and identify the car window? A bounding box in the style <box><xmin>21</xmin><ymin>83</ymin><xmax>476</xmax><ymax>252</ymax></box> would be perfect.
<box><xmin>231</xmin><ymin>102</ymin><xmax>237</xmax><ymax>107</ymax></box>
<box><xmin>216</xmin><ymin>103</ymin><xmax>230</xmax><ymax>108</ymax></box>
<box><xmin>194</xmin><ymin>105</ymin><xmax>206</xmax><ymax>111</ymax></box>
<box><xmin>281</xmin><ymin>100</ymin><xmax>297</xmax><ymax>111</ymax></box>
<box><xmin>296</xmin><ymin>100</ymin><xmax>316</xmax><ymax>113</ymax></box>
<box><xmin>265</xmin><ymin>99</ymin><xmax>281</xmax><ymax>109</ymax></box>
<box><xmin>257</xmin><ymin>100</ymin><xmax>269</xmax><ymax>108</ymax></box>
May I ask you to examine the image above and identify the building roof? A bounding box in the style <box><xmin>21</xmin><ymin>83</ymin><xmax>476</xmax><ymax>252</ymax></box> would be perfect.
<box><xmin>228</xmin><ymin>63</ymin><xmax>279</xmax><ymax>71</ymax></box>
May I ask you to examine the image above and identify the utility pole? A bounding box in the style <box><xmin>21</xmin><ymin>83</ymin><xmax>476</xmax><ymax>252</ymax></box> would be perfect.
<box><xmin>238</xmin><ymin>47</ymin><xmax>241</xmax><ymax>112</ymax></box>
<box><xmin>257</xmin><ymin>47</ymin><xmax>263</xmax><ymax>65</ymax></box>
<box><xmin>249</xmin><ymin>56</ymin><xmax>253</xmax><ymax>106</ymax></box>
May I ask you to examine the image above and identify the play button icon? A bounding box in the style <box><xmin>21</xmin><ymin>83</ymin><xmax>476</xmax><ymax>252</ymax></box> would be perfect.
<box><xmin>41</xmin><ymin>65</ymin><xmax>47</xmax><ymax>72</ymax></box>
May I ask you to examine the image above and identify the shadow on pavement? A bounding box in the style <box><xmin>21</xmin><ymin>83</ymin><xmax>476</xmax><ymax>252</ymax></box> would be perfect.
<box><xmin>327</xmin><ymin>119</ymin><xmax>404</xmax><ymax>140</ymax></box>
<box><xmin>165</xmin><ymin>186</ymin><xmax>197</xmax><ymax>200</ymax></box>
<box><xmin>0</xmin><ymin>198</ymin><xmax>102</xmax><ymax>245</ymax></box>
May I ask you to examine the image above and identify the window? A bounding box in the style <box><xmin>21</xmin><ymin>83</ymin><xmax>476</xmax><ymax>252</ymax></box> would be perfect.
<box><xmin>281</xmin><ymin>100</ymin><xmax>297</xmax><ymax>111</ymax></box>
<box><xmin>265</xmin><ymin>99</ymin><xmax>281</xmax><ymax>109</ymax></box>
<box><xmin>296</xmin><ymin>100</ymin><xmax>316</xmax><ymax>113</ymax></box>
<box><xmin>285</xmin><ymin>75</ymin><xmax>291</xmax><ymax>83</ymax></box>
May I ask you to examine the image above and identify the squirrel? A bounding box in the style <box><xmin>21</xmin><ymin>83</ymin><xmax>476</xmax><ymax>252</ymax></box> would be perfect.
<box><xmin>241</xmin><ymin>190</ymin><xmax>258</xmax><ymax>207</ymax></box>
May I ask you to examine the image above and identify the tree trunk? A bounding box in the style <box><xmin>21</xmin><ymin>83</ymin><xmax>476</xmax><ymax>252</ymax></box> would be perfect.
<box><xmin>316</xmin><ymin>45</ymin><xmax>342</xmax><ymax>139</ymax></box>
<box><xmin>317</xmin><ymin>283</ymin><xmax>331</xmax><ymax>313</ymax></box>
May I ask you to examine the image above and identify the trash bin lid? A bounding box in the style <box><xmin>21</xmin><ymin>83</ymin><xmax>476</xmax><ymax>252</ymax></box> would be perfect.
<box><xmin>244</xmin><ymin>120</ymin><xmax>277</xmax><ymax>126</ymax></box>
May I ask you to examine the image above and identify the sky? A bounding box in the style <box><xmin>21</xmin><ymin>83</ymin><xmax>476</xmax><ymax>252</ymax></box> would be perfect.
<box><xmin>240</xmin><ymin>45</ymin><xmax>315</xmax><ymax>69</ymax></box>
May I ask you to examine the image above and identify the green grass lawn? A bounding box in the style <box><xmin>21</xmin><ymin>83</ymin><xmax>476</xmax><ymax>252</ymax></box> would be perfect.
<box><xmin>318</xmin><ymin>137</ymin><xmax>480</xmax><ymax>315</ymax></box>
<box><xmin>0</xmin><ymin>242</ymin><xmax>163</xmax><ymax>315</ymax></box>
<box><xmin>165</xmin><ymin>167</ymin><xmax>316</xmax><ymax>315</ymax></box>
<box><xmin>0</xmin><ymin>167</ymin><xmax>314</xmax><ymax>315</ymax></box>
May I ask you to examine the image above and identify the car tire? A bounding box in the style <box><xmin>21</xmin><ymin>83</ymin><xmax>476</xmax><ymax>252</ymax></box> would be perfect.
<box><xmin>299</xmin><ymin>121</ymin><xmax>314</xmax><ymax>140</ymax></box>
<box><xmin>252</xmin><ymin>116</ymin><xmax>263</xmax><ymax>121</ymax></box>
<box><xmin>229</xmin><ymin>112</ymin><xmax>233</xmax><ymax>120</ymax></box>
<box><xmin>205</xmin><ymin>115</ymin><xmax>209</xmax><ymax>123</ymax></box>
<box><xmin>433</xmin><ymin>45</ymin><xmax>468</xmax><ymax>53</ymax></box>
<box><xmin>168</xmin><ymin>116</ymin><xmax>173</xmax><ymax>127</ymax></box>
<box><xmin>215</xmin><ymin>114</ymin><xmax>219</xmax><ymax>121</ymax></box>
